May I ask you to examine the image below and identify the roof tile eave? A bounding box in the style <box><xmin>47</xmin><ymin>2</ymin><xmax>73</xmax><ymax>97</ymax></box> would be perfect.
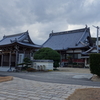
<box><xmin>17</xmin><ymin>42</ymin><xmax>41</xmax><ymax>48</ymax></box>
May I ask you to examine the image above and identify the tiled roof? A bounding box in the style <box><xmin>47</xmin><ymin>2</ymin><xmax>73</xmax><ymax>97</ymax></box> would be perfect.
<box><xmin>82</xmin><ymin>46</ymin><xmax>100</xmax><ymax>55</ymax></box>
<box><xmin>42</xmin><ymin>27</ymin><xmax>91</xmax><ymax>50</ymax></box>
<box><xmin>0</xmin><ymin>31</ymin><xmax>28</xmax><ymax>45</ymax></box>
<box><xmin>17</xmin><ymin>42</ymin><xmax>41</xmax><ymax>48</ymax></box>
<box><xmin>0</xmin><ymin>31</ymin><xmax>41</xmax><ymax>48</ymax></box>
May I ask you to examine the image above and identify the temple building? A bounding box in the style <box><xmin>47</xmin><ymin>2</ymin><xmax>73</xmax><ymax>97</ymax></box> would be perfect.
<box><xmin>42</xmin><ymin>26</ymin><xmax>93</xmax><ymax>67</ymax></box>
<box><xmin>0</xmin><ymin>31</ymin><xmax>41</xmax><ymax>71</ymax></box>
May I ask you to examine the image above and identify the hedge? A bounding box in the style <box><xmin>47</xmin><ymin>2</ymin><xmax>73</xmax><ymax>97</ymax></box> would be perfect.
<box><xmin>90</xmin><ymin>53</ymin><xmax>100</xmax><ymax>76</ymax></box>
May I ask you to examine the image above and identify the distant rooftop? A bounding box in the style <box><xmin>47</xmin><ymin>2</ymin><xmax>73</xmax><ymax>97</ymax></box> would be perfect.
<box><xmin>42</xmin><ymin>27</ymin><xmax>92</xmax><ymax>50</ymax></box>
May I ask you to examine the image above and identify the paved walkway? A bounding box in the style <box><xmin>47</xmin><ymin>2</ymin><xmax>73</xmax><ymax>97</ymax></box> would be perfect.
<box><xmin>1</xmin><ymin>71</ymin><xmax>100</xmax><ymax>86</ymax></box>
<box><xmin>0</xmin><ymin>77</ymin><xmax>99</xmax><ymax>100</ymax></box>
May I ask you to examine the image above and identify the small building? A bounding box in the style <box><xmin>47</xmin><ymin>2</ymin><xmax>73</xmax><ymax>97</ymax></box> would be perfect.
<box><xmin>0</xmin><ymin>31</ymin><xmax>41</xmax><ymax>71</ymax></box>
<box><xmin>82</xmin><ymin>39</ymin><xmax>100</xmax><ymax>67</ymax></box>
<box><xmin>42</xmin><ymin>27</ymin><xmax>93</xmax><ymax>67</ymax></box>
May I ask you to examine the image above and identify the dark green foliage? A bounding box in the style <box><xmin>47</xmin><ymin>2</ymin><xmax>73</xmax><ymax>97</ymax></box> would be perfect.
<box><xmin>23</xmin><ymin>57</ymin><xmax>32</xmax><ymax>68</ymax></box>
<box><xmin>34</xmin><ymin>47</ymin><xmax>60</xmax><ymax>68</ymax></box>
<box><xmin>23</xmin><ymin>57</ymin><xmax>31</xmax><ymax>63</ymax></box>
<box><xmin>90</xmin><ymin>53</ymin><xmax>100</xmax><ymax>76</ymax></box>
<box><xmin>18</xmin><ymin>57</ymin><xmax>32</xmax><ymax>70</ymax></box>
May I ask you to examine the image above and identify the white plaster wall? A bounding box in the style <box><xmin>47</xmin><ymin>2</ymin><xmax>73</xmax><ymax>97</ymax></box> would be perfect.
<box><xmin>33</xmin><ymin>61</ymin><xmax>53</xmax><ymax>70</ymax></box>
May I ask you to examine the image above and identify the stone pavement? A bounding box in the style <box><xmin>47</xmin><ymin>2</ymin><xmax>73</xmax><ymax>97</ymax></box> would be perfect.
<box><xmin>0</xmin><ymin>77</ymin><xmax>99</xmax><ymax>100</ymax></box>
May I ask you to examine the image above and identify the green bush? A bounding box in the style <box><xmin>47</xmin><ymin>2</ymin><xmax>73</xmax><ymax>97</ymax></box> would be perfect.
<box><xmin>34</xmin><ymin>47</ymin><xmax>60</xmax><ymax>68</ymax></box>
<box><xmin>23</xmin><ymin>57</ymin><xmax>32</xmax><ymax>67</ymax></box>
<box><xmin>18</xmin><ymin>57</ymin><xmax>32</xmax><ymax>70</ymax></box>
<box><xmin>90</xmin><ymin>53</ymin><xmax>100</xmax><ymax>76</ymax></box>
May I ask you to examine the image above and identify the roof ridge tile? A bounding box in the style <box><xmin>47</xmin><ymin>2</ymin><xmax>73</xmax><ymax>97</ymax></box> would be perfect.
<box><xmin>4</xmin><ymin>31</ymin><xmax>27</xmax><ymax>38</ymax></box>
<box><xmin>49</xmin><ymin>28</ymin><xmax>89</xmax><ymax>36</ymax></box>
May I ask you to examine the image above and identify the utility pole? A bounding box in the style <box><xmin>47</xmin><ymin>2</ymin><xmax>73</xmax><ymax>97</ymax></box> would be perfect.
<box><xmin>93</xmin><ymin>25</ymin><xmax>99</xmax><ymax>53</ymax></box>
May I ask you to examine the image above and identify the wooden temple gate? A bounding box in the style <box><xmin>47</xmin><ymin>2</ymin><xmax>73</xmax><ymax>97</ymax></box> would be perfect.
<box><xmin>0</xmin><ymin>45</ymin><xmax>36</xmax><ymax>68</ymax></box>
<box><xmin>0</xmin><ymin>31</ymin><xmax>40</xmax><ymax>71</ymax></box>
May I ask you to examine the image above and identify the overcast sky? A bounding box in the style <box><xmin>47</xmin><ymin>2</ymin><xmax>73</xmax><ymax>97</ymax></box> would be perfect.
<box><xmin>0</xmin><ymin>0</ymin><xmax>100</xmax><ymax>45</ymax></box>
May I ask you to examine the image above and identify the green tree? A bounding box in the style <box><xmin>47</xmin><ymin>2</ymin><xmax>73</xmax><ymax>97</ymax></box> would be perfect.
<box><xmin>34</xmin><ymin>47</ymin><xmax>60</xmax><ymax>69</ymax></box>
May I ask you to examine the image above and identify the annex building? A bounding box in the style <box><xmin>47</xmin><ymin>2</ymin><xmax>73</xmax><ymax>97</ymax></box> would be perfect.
<box><xmin>42</xmin><ymin>26</ymin><xmax>93</xmax><ymax>67</ymax></box>
<box><xmin>0</xmin><ymin>31</ymin><xmax>41</xmax><ymax>71</ymax></box>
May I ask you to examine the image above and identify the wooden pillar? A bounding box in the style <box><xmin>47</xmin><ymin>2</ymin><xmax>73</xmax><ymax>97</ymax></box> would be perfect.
<box><xmin>30</xmin><ymin>49</ymin><xmax>32</xmax><ymax>60</ymax></box>
<box><xmin>60</xmin><ymin>51</ymin><xmax>62</xmax><ymax>67</ymax></box>
<box><xmin>9</xmin><ymin>51</ymin><xmax>11</xmax><ymax>67</ymax></box>
<box><xmin>15</xmin><ymin>45</ymin><xmax>19</xmax><ymax>68</ymax></box>
<box><xmin>32</xmin><ymin>50</ymin><xmax>35</xmax><ymax>60</ymax></box>
<box><xmin>73</xmin><ymin>49</ymin><xmax>74</xmax><ymax>60</ymax></box>
<box><xmin>30</xmin><ymin>51</ymin><xmax>31</xmax><ymax>59</ymax></box>
<box><xmin>23</xmin><ymin>48</ymin><xmax>26</xmax><ymax>58</ymax></box>
<box><xmin>24</xmin><ymin>50</ymin><xmax>25</xmax><ymax>58</ymax></box>
<box><xmin>65</xmin><ymin>51</ymin><xmax>67</xmax><ymax>59</ymax></box>
<box><xmin>16</xmin><ymin>50</ymin><xmax>18</xmax><ymax>67</ymax></box>
<box><xmin>72</xmin><ymin>49</ymin><xmax>74</xmax><ymax>67</ymax></box>
<box><xmin>1</xmin><ymin>53</ymin><xmax>3</xmax><ymax>67</ymax></box>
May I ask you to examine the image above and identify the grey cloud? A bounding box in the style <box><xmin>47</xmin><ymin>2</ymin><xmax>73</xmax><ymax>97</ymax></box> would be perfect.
<box><xmin>65</xmin><ymin>0</ymin><xmax>100</xmax><ymax>24</ymax></box>
<box><xmin>0</xmin><ymin>0</ymin><xmax>100</xmax><ymax>28</ymax></box>
<box><xmin>0</xmin><ymin>0</ymin><xmax>100</xmax><ymax>44</ymax></box>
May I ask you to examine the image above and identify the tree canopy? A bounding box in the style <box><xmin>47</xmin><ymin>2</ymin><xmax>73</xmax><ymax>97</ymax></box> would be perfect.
<box><xmin>34</xmin><ymin>47</ymin><xmax>60</xmax><ymax>68</ymax></box>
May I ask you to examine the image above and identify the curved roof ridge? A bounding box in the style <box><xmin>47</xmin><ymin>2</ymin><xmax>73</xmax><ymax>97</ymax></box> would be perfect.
<box><xmin>4</xmin><ymin>33</ymin><xmax>23</xmax><ymax>38</ymax></box>
<box><xmin>49</xmin><ymin>28</ymin><xmax>87</xmax><ymax>37</ymax></box>
<box><xmin>4</xmin><ymin>31</ymin><xmax>27</xmax><ymax>38</ymax></box>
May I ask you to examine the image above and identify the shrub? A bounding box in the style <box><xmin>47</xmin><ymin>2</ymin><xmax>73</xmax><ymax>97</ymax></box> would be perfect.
<box><xmin>23</xmin><ymin>57</ymin><xmax>32</xmax><ymax>67</ymax></box>
<box><xmin>90</xmin><ymin>53</ymin><xmax>100</xmax><ymax>76</ymax></box>
<box><xmin>34</xmin><ymin>47</ymin><xmax>60</xmax><ymax>69</ymax></box>
<box><xmin>23</xmin><ymin>57</ymin><xmax>31</xmax><ymax>64</ymax></box>
<box><xmin>27</xmin><ymin>68</ymin><xmax>36</xmax><ymax>72</ymax></box>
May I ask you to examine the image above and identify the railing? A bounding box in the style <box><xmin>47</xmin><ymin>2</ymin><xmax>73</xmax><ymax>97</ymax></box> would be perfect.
<box><xmin>62</xmin><ymin>59</ymin><xmax>85</xmax><ymax>67</ymax></box>
<box><xmin>62</xmin><ymin>59</ymin><xmax>85</xmax><ymax>63</ymax></box>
